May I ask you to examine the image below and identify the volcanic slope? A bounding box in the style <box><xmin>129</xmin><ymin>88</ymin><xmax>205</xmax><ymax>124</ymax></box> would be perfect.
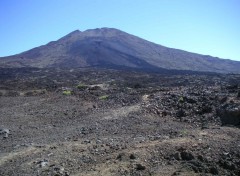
<box><xmin>0</xmin><ymin>28</ymin><xmax>240</xmax><ymax>73</ymax></box>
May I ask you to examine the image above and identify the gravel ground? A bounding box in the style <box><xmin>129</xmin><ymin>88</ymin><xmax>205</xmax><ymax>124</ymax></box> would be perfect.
<box><xmin>0</xmin><ymin>68</ymin><xmax>240</xmax><ymax>175</ymax></box>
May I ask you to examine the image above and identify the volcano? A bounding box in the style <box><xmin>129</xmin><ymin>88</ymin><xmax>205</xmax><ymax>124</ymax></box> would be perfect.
<box><xmin>0</xmin><ymin>27</ymin><xmax>239</xmax><ymax>73</ymax></box>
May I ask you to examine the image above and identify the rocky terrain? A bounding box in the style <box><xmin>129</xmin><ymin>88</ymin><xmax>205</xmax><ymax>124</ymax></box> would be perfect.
<box><xmin>1</xmin><ymin>28</ymin><xmax>240</xmax><ymax>73</ymax></box>
<box><xmin>0</xmin><ymin>67</ymin><xmax>240</xmax><ymax>175</ymax></box>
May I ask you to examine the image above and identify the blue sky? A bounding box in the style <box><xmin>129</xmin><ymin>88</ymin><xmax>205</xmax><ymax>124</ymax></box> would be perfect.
<box><xmin>0</xmin><ymin>0</ymin><xmax>240</xmax><ymax>61</ymax></box>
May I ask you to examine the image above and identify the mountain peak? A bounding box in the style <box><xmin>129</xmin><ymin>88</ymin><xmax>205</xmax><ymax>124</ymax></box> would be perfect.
<box><xmin>83</xmin><ymin>27</ymin><xmax>121</xmax><ymax>32</ymax></box>
<box><xmin>59</xmin><ymin>28</ymin><xmax>124</xmax><ymax>42</ymax></box>
<box><xmin>81</xmin><ymin>27</ymin><xmax>125</xmax><ymax>37</ymax></box>
<box><xmin>57</xmin><ymin>29</ymin><xmax>82</xmax><ymax>42</ymax></box>
<box><xmin>70</xmin><ymin>29</ymin><xmax>81</xmax><ymax>34</ymax></box>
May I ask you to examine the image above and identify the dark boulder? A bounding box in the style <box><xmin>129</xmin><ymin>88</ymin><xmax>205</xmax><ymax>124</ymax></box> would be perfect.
<box><xmin>209</xmin><ymin>167</ymin><xmax>219</xmax><ymax>175</ymax></box>
<box><xmin>180</xmin><ymin>151</ymin><xmax>195</xmax><ymax>161</ymax></box>
<box><xmin>135</xmin><ymin>164</ymin><xmax>146</xmax><ymax>170</ymax></box>
<box><xmin>176</xmin><ymin>109</ymin><xmax>185</xmax><ymax>118</ymax></box>
<box><xmin>129</xmin><ymin>153</ymin><xmax>136</xmax><ymax>159</ymax></box>
<box><xmin>185</xmin><ymin>96</ymin><xmax>197</xmax><ymax>104</ymax></box>
<box><xmin>171</xmin><ymin>152</ymin><xmax>181</xmax><ymax>160</ymax></box>
<box><xmin>217</xmin><ymin>103</ymin><xmax>240</xmax><ymax>126</ymax></box>
<box><xmin>219</xmin><ymin>96</ymin><xmax>228</xmax><ymax>104</ymax></box>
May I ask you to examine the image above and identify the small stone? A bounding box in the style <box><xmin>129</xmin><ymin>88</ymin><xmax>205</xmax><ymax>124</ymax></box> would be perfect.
<box><xmin>172</xmin><ymin>171</ymin><xmax>181</xmax><ymax>175</ymax></box>
<box><xmin>209</xmin><ymin>167</ymin><xmax>219</xmax><ymax>175</ymax></box>
<box><xmin>162</xmin><ymin>111</ymin><xmax>167</xmax><ymax>116</ymax></box>
<box><xmin>83</xmin><ymin>140</ymin><xmax>91</xmax><ymax>144</ymax></box>
<box><xmin>171</xmin><ymin>152</ymin><xmax>181</xmax><ymax>160</ymax></box>
<box><xmin>221</xmin><ymin>161</ymin><xmax>236</xmax><ymax>170</ymax></box>
<box><xmin>201</xmin><ymin>121</ymin><xmax>209</xmax><ymax>129</ymax></box>
<box><xmin>37</xmin><ymin>159</ymin><xmax>48</xmax><ymax>167</ymax></box>
<box><xmin>176</xmin><ymin>109</ymin><xmax>185</xmax><ymax>118</ymax></box>
<box><xmin>0</xmin><ymin>128</ymin><xmax>10</xmax><ymax>139</ymax></box>
<box><xmin>129</xmin><ymin>154</ymin><xmax>136</xmax><ymax>159</ymax></box>
<box><xmin>116</xmin><ymin>153</ymin><xmax>125</xmax><ymax>161</ymax></box>
<box><xmin>220</xmin><ymin>97</ymin><xmax>227</xmax><ymax>104</ymax></box>
<box><xmin>197</xmin><ymin>155</ymin><xmax>204</xmax><ymax>161</ymax></box>
<box><xmin>135</xmin><ymin>164</ymin><xmax>146</xmax><ymax>170</ymax></box>
<box><xmin>3</xmin><ymin>133</ymin><xmax>8</xmax><ymax>138</ymax></box>
<box><xmin>0</xmin><ymin>128</ymin><xmax>10</xmax><ymax>134</ymax></box>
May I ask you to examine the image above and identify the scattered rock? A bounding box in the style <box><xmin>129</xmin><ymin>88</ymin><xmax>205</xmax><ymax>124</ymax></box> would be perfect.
<box><xmin>135</xmin><ymin>163</ymin><xmax>146</xmax><ymax>170</ymax></box>
<box><xmin>162</xmin><ymin>110</ymin><xmax>167</xmax><ymax>117</ymax></box>
<box><xmin>185</xmin><ymin>97</ymin><xmax>197</xmax><ymax>104</ymax></box>
<box><xmin>226</xmin><ymin>84</ymin><xmax>238</xmax><ymax>92</ymax></box>
<box><xmin>209</xmin><ymin>167</ymin><xmax>219</xmax><ymax>175</ymax></box>
<box><xmin>116</xmin><ymin>153</ymin><xmax>126</xmax><ymax>161</ymax></box>
<box><xmin>36</xmin><ymin>159</ymin><xmax>48</xmax><ymax>167</ymax></box>
<box><xmin>219</xmin><ymin>160</ymin><xmax>236</xmax><ymax>170</ymax></box>
<box><xmin>201</xmin><ymin>105</ymin><xmax>212</xmax><ymax>114</ymax></box>
<box><xmin>129</xmin><ymin>153</ymin><xmax>136</xmax><ymax>159</ymax></box>
<box><xmin>180</xmin><ymin>151</ymin><xmax>194</xmax><ymax>161</ymax></box>
<box><xmin>171</xmin><ymin>152</ymin><xmax>181</xmax><ymax>160</ymax></box>
<box><xmin>0</xmin><ymin>128</ymin><xmax>10</xmax><ymax>139</ymax></box>
<box><xmin>53</xmin><ymin>166</ymin><xmax>65</xmax><ymax>174</ymax></box>
<box><xmin>176</xmin><ymin>109</ymin><xmax>185</xmax><ymax>118</ymax></box>
<box><xmin>172</xmin><ymin>171</ymin><xmax>181</xmax><ymax>175</ymax></box>
<box><xmin>89</xmin><ymin>85</ymin><xmax>101</xmax><ymax>90</ymax></box>
<box><xmin>217</xmin><ymin>103</ymin><xmax>240</xmax><ymax>126</ymax></box>
<box><xmin>3</xmin><ymin>133</ymin><xmax>8</xmax><ymax>138</ymax></box>
<box><xmin>186</xmin><ymin>160</ymin><xmax>204</xmax><ymax>173</ymax></box>
<box><xmin>0</xmin><ymin>128</ymin><xmax>10</xmax><ymax>134</ymax></box>
<box><xmin>197</xmin><ymin>155</ymin><xmax>204</xmax><ymax>162</ymax></box>
<box><xmin>201</xmin><ymin>119</ymin><xmax>209</xmax><ymax>129</ymax></box>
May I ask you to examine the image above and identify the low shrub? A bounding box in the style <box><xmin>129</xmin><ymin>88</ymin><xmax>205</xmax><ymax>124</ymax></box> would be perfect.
<box><xmin>99</xmin><ymin>95</ymin><xmax>109</xmax><ymax>100</ymax></box>
<box><xmin>62</xmin><ymin>90</ymin><xmax>72</xmax><ymax>95</ymax></box>
<box><xmin>76</xmin><ymin>83</ymin><xmax>88</xmax><ymax>90</ymax></box>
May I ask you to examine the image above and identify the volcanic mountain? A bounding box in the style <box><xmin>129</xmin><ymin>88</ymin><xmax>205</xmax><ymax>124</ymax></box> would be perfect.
<box><xmin>0</xmin><ymin>27</ymin><xmax>240</xmax><ymax>73</ymax></box>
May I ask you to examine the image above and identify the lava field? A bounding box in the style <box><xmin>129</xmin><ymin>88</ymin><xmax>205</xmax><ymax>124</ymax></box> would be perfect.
<box><xmin>0</xmin><ymin>68</ymin><xmax>240</xmax><ymax>175</ymax></box>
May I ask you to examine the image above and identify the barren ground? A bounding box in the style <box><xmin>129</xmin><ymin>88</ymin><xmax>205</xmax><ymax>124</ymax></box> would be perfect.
<box><xmin>0</xmin><ymin>68</ymin><xmax>240</xmax><ymax>176</ymax></box>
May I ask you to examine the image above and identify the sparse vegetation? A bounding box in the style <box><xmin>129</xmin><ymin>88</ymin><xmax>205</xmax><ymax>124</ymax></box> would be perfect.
<box><xmin>76</xmin><ymin>83</ymin><xmax>88</xmax><ymax>90</ymax></box>
<box><xmin>178</xmin><ymin>96</ymin><xmax>184</xmax><ymax>103</ymax></box>
<box><xmin>62</xmin><ymin>90</ymin><xmax>72</xmax><ymax>95</ymax></box>
<box><xmin>180</xmin><ymin>129</ymin><xmax>188</xmax><ymax>136</ymax></box>
<box><xmin>99</xmin><ymin>95</ymin><xmax>109</xmax><ymax>100</ymax></box>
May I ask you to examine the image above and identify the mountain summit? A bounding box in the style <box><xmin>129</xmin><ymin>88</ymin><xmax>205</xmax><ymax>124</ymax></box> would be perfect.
<box><xmin>1</xmin><ymin>27</ymin><xmax>240</xmax><ymax>73</ymax></box>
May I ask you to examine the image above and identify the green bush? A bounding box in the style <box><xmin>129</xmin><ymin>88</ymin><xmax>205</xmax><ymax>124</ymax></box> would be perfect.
<box><xmin>179</xmin><ymin>96</ymin><xmax>184</xmax><ymax>103</ymax></box>
<box><xmin>99</xmin><ymin>95</ymin><xmax>109</xmax><ymax>100</ymax></box>
<box><xmin>62</xmin><ymin>90</ymin><xmax>72</xmax><ymax>95</ymax></box>
<box><xmin>76</xmin><ymin>83</ymin><xmax>88</xmax><ymax>90</ymax></box>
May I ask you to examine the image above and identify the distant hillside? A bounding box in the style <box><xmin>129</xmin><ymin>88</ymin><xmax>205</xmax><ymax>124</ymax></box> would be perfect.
<box><xmin>0</xmin><ymin>27</ymin><xmax>240</xmax><ymax>73</ymax></box>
